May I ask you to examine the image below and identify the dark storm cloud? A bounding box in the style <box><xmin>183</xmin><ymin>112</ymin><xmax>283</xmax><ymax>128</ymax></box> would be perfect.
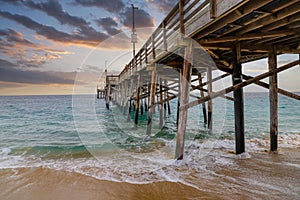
<box><xmin>0</xmin><ymin>11</ymin><xmax>108</xmax><ymax>46</ymax></box>
<box><xmin>121</xmin><ymin>7</ymin><xmax>155</xmax><ymax>28</ymax></box>
<box><xmin>74</xmin><ymin>0</ymin><xmax>125</xmax><ymax>13</ymax></box>
<box><xmin>0</xmin><ymin>11</ymin><xmax>73</xmax><ymax>42</ymax></box>
<box><xmin>23</xmin><ymin>0</ymin><xmax>90</xmax><ymax>29</ymax></box>
<box><xmin>0</xmin><ymin>59</ymin><xmax>76</xmax><ymax>84</ymax></box>
<box><xmin>95</xmin><ymin>17</ymin><xmax>121</xmax><ymax>36</ymax></box>
<box><xmin>0</xmin><ymin>0</ymin><xmax>20</xmax><ymax>4</ymax></box>
<box><xmin>0</xmin><ymin>58</ymin><xmax>18</xmax><ymax>68</ymax></box>
<box><xmin>0</xmin><ymin>28</ymin><xmax>34</xmax><ymax>46</ymax></box>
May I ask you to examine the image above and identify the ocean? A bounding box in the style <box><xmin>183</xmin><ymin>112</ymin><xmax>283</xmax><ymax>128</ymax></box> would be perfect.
<box><xmin>0</xmin><ymin>93</ymin><xmax>299</xmax><ymax>199</ymax></box>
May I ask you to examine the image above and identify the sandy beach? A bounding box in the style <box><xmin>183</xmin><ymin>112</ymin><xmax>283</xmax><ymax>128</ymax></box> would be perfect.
<box><xmin>1</xmin><ymin>148</ymin><xmax>299</xmax><ymax>200</ymax></box>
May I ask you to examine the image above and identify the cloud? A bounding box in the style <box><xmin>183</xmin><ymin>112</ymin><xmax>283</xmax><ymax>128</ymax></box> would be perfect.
<box><xmin>0</xmin><ymin>28</ymin><xmax>34</xmax><ymax>46</ymax></box>
<box><xmin>121</xmin><ymin>7</ymin><xmax>155</xmax><ymax>29</ymax></box>
<box><xmin>0</xmin><ymin>11</ymin><xmax>108</xmax><ymax>47</ymax></box>
<box><xmin>22</xmin><ymin>0</ymin><xmax>119</xmax><ymax>42</ymax></box>
<box><xmin>146</xmin><ymin>0</ymin><xmax>176</xmax><ymax>14</ymax></box>
<box><xmin>0</xmin><ymin>0</ymin><xmax>20</xmax><ymax>5</ymax></box>
<box><xmin>0</xmin><ymin>28</ymin><xmax>73</xmax><ymax>68</ymax></box>
<box><xmin>0</xmin><ymin>59</ymin><xmax>76</xmax><ymax>84</ymax></box>
<box><xmin>95</xmin><ymin>17</ymin><xmax>121</xmax><ymax>35</ymax></box>
<box><xmin>23</xmin><ymin>0</ymin><xmax>90</xmax><ymax>29</ymax></box>
<box><xmin>74</xmin><ymin>0</ymin><xmax>125</xmax><ymax>13</ymax></box>
<box><xmin>0</xmin><ymin>58</ymin><xmax>18</xmax><ymax>68</ymax></box>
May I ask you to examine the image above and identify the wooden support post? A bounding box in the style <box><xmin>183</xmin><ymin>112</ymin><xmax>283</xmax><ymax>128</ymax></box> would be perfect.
<box><xmin>207</xmin><ymin>67</ymin><xmax>213</xmax><ymax>132</ymax></box>
<box><xmin>141</xmin><ymin>98</ymin><xmax>144</xmax><ymax>115</ymax></box>
<box><xmin>146</xmin><ymin>66</ymin><xmax>156</xmax><ymax>136</ymax></box>
<box><xmin>159</xmin><ymin>78</ymin><xmax>164</xmax><ymax>129</ymax></box>
<box><xmin>176</xmin><ymin>69</ymin><xmax>182</xmax><ymax>127</ymax></box>
<box><xmin>144</xmin><ymin>93</ymin><xmax>148</xmax><ymax>111</ymax></box>
<box><xmin>175</xmin><ymin>41</ymin><xmax>193</xmax><ymax>160</ymax></box>
<box><xmin>167</xmin><ymin>90</ymin><xmax>171</xmax><ymax>115</ymax></box>
<box><xmin>106</xmin><ymin>84</ymin><xmax>111</xmax><ymax>110</ymax></box>
<box><xmin>123</xmin><ymin>82</ymin><xmax>128</xmax><ymax>115</ymax></box>
<box><xmin>198</xmin><ymin>74</ymin><xmax>207</xmax><ymax>124</ymax></box>
<box><xmin>269</xmin><ymin>46</ymin><xmax>278</xmax><ymax>152</ymax></box>
<box><xmin>128</xmin><ymin>79</ymin><xmax>134</xmax><ymax>121</ymax></box>
<box><xmin>134</xmin><ymin>74</ymin><xmax>141</xmax><ymax>128</ymax></box>
<box><xmin>147</xmin><ymin>82</ymin><xmax>151</xmax><ymax>110</ymax></box>
<box><xmin>164</xmin><ymin>80</ymin><xmax>167</xmax><ymax>119</ymax></box>
<box><xmin>232</xmin><ymin>43</ymin><xmax>245</xmax><ymax>155</ymax></box>
<box><xmin>120</xmin><ymin>85</ymin><xmax>122</xmax><ymax>107</ymax></box>
<box><xmin>133</xmin><ymin>101</ymin><xmax>135</xmax><ymax>111</ymax></box>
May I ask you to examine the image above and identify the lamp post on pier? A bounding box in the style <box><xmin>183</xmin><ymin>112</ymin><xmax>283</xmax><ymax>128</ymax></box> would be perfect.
<box><xmin>131</xmin><ymin>4</ymin><xmax>138</xmax><ymax>68</ymax></box>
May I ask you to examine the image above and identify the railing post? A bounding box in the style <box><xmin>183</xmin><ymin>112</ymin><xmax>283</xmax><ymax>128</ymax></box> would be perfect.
<box><xmin>210</xmin><ymin>0</ymin><xmax>217</xmax><ymax>19</ymax></box>
<box><xmin>145</xmin><ymin>45</ymin><xmax>148</xmax><ymax>64</ymax></box>
<box><xmin>152</xmin><ymin>35</ymin><xmax>156</xmax><ymax>60</ymax></box>
<box><xmin>163</xmin><ymin>22</ymin><xmax>168</xmax><ymax>51</ymax></box>
<box><xmin>179</xmin><ymin>0</ymin><xmax>185</xmax><ymax>35</ymax></box>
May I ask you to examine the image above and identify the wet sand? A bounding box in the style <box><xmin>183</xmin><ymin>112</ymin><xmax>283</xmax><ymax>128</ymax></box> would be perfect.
<box><xmin>0</xmin><ymin>167</ymin><xmax>214</xmax><ymax>200</ymax></box>
<box><xmin>1</xmin><ymin>148</ymin><xmax>299</xmax><ymax>200</ymax></box>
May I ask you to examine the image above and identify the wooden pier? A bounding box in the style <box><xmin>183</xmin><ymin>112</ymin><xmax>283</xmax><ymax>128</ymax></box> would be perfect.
<box><xmin>99</xmin><ymin>0</ymin><xmax>300</xmax><ymax>159</ymax></box>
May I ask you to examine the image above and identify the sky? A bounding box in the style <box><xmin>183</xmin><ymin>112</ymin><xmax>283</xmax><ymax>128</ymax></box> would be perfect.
<box><xmin>0</xmin><ymin>0</ymin><xmax>299</xmax><ymax>96</ymax></box>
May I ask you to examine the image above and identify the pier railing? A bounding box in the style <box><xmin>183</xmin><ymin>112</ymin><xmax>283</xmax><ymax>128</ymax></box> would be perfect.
<box><xmin>118</xmin><ymin>0</ymin><xmax>244</xmax><ymax>81</ymax></box>
<box><xmin>106</xmin><ymin>75</ymin><xmax>119</xmax><ymax>86</ymax></box>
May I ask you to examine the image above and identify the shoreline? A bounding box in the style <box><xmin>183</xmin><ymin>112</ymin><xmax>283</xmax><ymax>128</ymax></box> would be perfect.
<box><xmin>1</xmin><ymin>147</ymin><xmax>299</xmax><ymax>200</ymax></box>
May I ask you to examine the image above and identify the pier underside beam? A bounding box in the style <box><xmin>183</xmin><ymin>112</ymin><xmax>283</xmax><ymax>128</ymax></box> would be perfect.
<box><xmin>242</xmin><ymin>74</ymin><xmax>300</xmax><ymax>101</ymax></box>
<box><xmin>269</xmin><ymin>46</ymin><xmax>278</xmax><ymax>152</ymax></box>
<box><xmin>180</xmin><ymin>60</ymin><xmax>300</xmax><ymax>111</ymax></box>
<box><xmin>175</xmin><ymin>41</ymin><xmax>193</xmax><ymax>160</ymax></box>
<box><xmin>232</xmin><ymin>43</ymin><xmax>245</xmax><ymax>155</ymax></box>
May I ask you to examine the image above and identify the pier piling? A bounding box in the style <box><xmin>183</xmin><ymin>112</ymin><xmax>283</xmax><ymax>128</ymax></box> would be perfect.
<box><xmin>269</xmin><ymin>46</ymin><xmax>278</xmax><ymax>152</ymax></box>
<box><xmin>232</xmin><ymin>43</ymin><xmax>245</xmax><ymax>154</ymax></box>
<box><xmin>146</xmin><ymin>66</ymin><xmax>156</xmax><ymax>136</ymax></box>
<box><xmin>175</xmin><ymin>41</ymin><xmax>193</xmax><ymax>160</ymax></box>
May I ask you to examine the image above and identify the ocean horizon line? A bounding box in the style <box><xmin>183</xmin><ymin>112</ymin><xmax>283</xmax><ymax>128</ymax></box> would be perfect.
<box><xmin>1</xmin><ymin>91</ymin><xmax>299</xmax><ymax>97</ymax></box>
